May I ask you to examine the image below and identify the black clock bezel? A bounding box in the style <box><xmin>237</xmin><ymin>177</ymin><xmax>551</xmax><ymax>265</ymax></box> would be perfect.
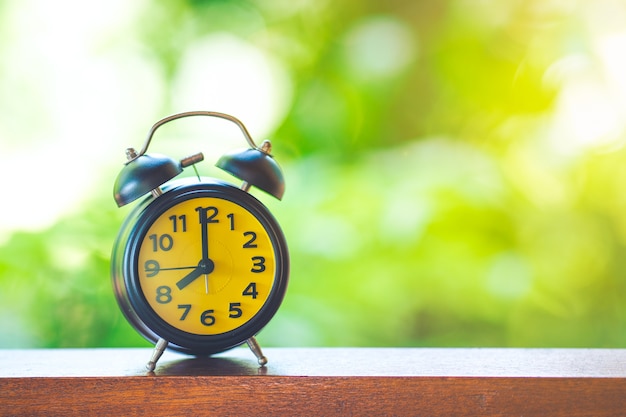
<box><xmin>112</xmin><ymin>178</ymin><xmax>289</xmax><ymax>355</ymax></box>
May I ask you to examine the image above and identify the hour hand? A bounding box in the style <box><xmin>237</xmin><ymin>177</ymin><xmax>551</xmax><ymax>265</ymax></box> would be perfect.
<box><xmin>176</xmin><ymin>267</ymin><xmax>203</xmax><ymax>290</ymax></box>
<box><xmin>176</xmin><ymin>258</ymin><xmax>215</xmax><ymax>290</ymax></box>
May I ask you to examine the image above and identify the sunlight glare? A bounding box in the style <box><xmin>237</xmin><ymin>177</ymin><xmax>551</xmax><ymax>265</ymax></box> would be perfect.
<box><xmin>170</xmin><ymin>33</ymin><xmax>292</xmax><ymax>158</ymax></box>
<box><xmin>0</xmin><ymin>0</ymin><xmax>162</xmax><ymax>236</ymax></box>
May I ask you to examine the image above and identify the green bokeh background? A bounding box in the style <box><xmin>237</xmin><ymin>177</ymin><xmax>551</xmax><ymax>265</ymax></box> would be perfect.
<box><xmin>1</xmin><ymin>0</ymin><xmax>625</xmax><ymax>349</ymax></box>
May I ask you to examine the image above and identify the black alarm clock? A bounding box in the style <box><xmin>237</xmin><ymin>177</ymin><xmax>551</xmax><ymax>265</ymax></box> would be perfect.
<box><xmin>111</xmin><ymin>111</ymin><xmax>289</xmax><ymax>371</ymax></box>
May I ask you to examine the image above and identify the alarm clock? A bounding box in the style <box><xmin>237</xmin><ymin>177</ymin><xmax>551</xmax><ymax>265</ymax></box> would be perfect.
<box><xmin>111</xmin><ymin>111</ymin><xmax>289</xmax><ymax>371</ymax></box>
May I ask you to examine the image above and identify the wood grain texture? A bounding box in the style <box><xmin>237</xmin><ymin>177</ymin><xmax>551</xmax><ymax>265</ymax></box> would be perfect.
<box><xmin>1</xmin><ymin>348</ymin><xmax>625</xmax><ymax>416</ymax></box>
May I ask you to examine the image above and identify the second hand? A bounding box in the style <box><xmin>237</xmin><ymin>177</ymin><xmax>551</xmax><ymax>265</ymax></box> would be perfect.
<box><xmin>159</xmin><ymin>266</ymin><xmax>196</xmax><ymax>271</ymax></box>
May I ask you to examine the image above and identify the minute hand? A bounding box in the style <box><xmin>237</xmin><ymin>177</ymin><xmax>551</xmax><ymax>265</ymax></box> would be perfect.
<box><xmin>199</xmin><ymin>206</ymin><xmax>210</xmax><ymax>261</ymax></box>
<box><xmin>176</xmin><ymin>207</ymin><xmax>215</xmax><ymax>290</ymax></box>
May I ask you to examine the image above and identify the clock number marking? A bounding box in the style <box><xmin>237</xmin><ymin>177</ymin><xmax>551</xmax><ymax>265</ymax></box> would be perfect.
<box><xmin>178</xmin><ymin>304</ymin><xmax>191</xmax><ymax>320</ymax></box>
<box><xmin>243</xmin><ymin>231</ymin><xmax>258</xmax><ymax>248</ymax></box>
<box><xmin>243</xmin><ymin>282</ymin><xmax>259</xmax><ymax>299</ymax></box>
<box><xmin>227</xmin><ymin>213</ymin><xmax>235</xmax><ymax>230</ymax></box>
<box><xmin>229</xmin><ymin>302</ymin><xmax>243</xmax><ymax>318</ymax></box>
<box><xmin>156</xmin><ymin>286</ymin><xmax>172</xmax><ymax>304</ymax></box>
<box><xmin>144</xmin><ymin>260</ymin><xmax>160</xmax><ymax>277</ymax></box>
<box><xmin>200</xmin><ymin>309</ymin><xmax>216</xmax><ymax>326</ymax></box>
<box><xmin>197</xmin><ymin>206</ymin><xmax>219</xmax><ymax>223</ymax></box>
<box><xmin>149</xmin><ymin>234</ymin><xmax>174</xmax><ymax>252</ymax></box>
<box><xmin>251</xmin><ymin>256</ymin><xmax>266</xmax><ymax>273</ymax></box>
<box><xmin>169</xmin><ymin>214</ymin><xmax>187</xmax><ymax>232</ymax></box>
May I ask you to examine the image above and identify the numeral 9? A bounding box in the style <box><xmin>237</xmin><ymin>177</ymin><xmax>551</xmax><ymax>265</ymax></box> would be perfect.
<box><xmin>145</xmin><ymin>260</ymin><xmax>160</xmax><ymax>277</ymax></box>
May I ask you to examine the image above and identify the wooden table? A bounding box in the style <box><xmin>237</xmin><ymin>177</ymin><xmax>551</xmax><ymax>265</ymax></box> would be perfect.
<box><xmin>1</xmin><ymin>348</ymin><xmax>625</xmax><ymax>416</ymax></box>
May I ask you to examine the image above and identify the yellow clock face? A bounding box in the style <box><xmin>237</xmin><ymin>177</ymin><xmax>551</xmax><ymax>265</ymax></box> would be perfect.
<box><xmin>136</xmin><ymin>195</ymin><xmax>277</xmax><ymax>335</ymax></box>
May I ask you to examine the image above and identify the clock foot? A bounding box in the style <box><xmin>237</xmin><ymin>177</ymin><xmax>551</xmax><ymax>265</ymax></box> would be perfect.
<box><xmin>246</xmin><ymin>336</ymin><xmax>268</xmax><ymax>366</ymax></box>
<box><xmin>146</xmin><ymin>338</ymin><xmax>168</xmax><ymax>371</ymax></box>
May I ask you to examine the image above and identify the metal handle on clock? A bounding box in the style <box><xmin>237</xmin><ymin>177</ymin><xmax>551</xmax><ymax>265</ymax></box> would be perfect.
<box><xmin>126</xmin><ymin>111</ymin><xmax>260</xmax><ymax>165</ymax></box>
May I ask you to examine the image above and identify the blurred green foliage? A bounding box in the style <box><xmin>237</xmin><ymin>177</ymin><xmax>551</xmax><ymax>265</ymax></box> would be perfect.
<box><xmin>1</xmin><ymin>0</ymin><xmax>625</xmax><ymax>349</ymax></box>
